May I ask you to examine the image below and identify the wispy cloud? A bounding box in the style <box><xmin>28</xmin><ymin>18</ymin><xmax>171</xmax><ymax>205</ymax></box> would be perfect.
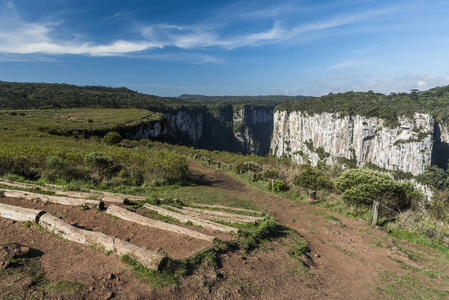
<box><xmin>0</xmin><ymin>0</ymin><xmax>405</xmax><ymax>58</ymax></box>
<box><xmin>0</xmin><ymin>1</ymin><xmax>159</xmax><ymax>57</ymax></box>
<box><xmin>139</xmin><ymin>4</ymin><xmax>400</xmax><ymax>50</ymax></box>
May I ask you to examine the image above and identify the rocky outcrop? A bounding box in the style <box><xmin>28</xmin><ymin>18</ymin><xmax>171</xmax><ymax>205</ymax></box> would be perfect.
<box><xmin>270</xmin><ymin>111</ymin><xmax>434</xmax><ymax>175</ymax></box>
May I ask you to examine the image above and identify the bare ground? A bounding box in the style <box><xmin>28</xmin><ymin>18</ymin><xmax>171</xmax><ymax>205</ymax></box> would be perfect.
<box><xmin>0</xmin><ymin>161</ymin><xmax>448</xmax><ymax>299</ymax></box>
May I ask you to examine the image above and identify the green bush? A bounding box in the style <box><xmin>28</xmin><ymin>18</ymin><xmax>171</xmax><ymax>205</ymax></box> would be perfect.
<box><xmin>103</xmin><ymin>131</ymin><xmax>122</xmax><ymax>145</ymax></box>
<box><xmin>293</xmin><ymin>165</ymin><xmax>333</xmax><ymax>191</ymax></box>
<box><xmin>235</xmin><ymin>161</ymin><xmax>261</xmax><ymax>174</ymax></box>
<box><xmin>46</xmin><ymin>155</ymin><xmax>64</xmax><ymax>170</ymax></box>
<box><xmin>263</xmin><ymin>169</ymin><xmax>279</xmax><ymax>180</ymax></box>
<box><xmin>268</xmin><ymin>179</ymin><xmax>288</xmax><ymax>193</ymax></box>
<box><xmin>430</xmin><ymin>190</ymin><xmax>449</xmax><ymax>221</ymax></box>
<box><xmin>84</xmin><ymin>152</ymin><xmax>115</xmax><ymax>179</ymax></box>
<box><xmin>334</xmin><ymin>169</ymin><xmax>422</xmax><ymax>211</ymax></box>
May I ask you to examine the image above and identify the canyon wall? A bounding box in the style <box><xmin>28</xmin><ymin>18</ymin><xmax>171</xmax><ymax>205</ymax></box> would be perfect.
<box><xmin>129</xmin><ymin>105</ymin><xmax>274</xmax><ymax>155</ymax></box>
<box><xmin>270</xmin><ymin>111</ymin><xmax>435</xmax><ymax>175</ymax></box>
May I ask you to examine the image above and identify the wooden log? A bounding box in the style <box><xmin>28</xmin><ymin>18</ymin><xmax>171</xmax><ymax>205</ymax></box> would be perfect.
<box><xmin>0</xmin><ymin>180</ymin><xmax>146</xmax><ymax>204</ymax></box>
<box><xmin>143</xmin><ymin>204</ymin><xmax>238</xmax><ymax>233</ymax></box>
<box><xmin>182</xmin><ymin>207</ymin><xmax>263</xmax><ymax>222</ymax></box>
<box><xmin>192</xmin><ymin>203</ymin><xmax>264</xmax><ymax>216</ymax></box>
<box><xmin>38</xmin><ymin>214</ymin><xmax>167</xmax><ymax>271</ymax></box>
<box><xmin>39</xmin><ymin>213</ymin><xmax>115</xmax><ymax>249</ymax></box>
<box><xmin>0</xmin><ymin>203</ymin><xmax>46</xmax><ymax>223</ymax></box>
<box><xmin>1</xmin><ymin>189</ymin><xmax>104</xmax><ymax>210</ymax></box>
<box><xmin>113</xmin><ymin>238</ymin><xmax>169</xmax><ymax>271</ymax></box>
<box><xmin>162</xmin><ymin>205</ymin><xmax>248</xmax><ymax>224</ymax></box>
<box><xmin>106</xmin><ymin>205</ymin><xmax>215</xmax><ymax>243</ymax></box>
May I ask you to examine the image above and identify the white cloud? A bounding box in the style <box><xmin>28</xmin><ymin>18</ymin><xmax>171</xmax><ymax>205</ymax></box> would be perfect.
<box><xmin>0</xmin><ymin>1</ymin><xmax>160</xmax><ymax>57</ymax></box>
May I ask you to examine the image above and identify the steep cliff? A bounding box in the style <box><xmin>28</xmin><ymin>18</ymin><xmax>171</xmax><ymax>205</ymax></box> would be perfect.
<box><xmin>232</xmin><ymin>105</ymin><xmax>274</xmax><ymax>155</ymax></box>
<box><xmin>128</xmin><ymin>105</ymin><xmax>275</xmax><ymax>155</ymax></box>
<box><xmin>270</xmin><ymin>111</ymin><xmax>435</xmax><ymax>175</ymax></box>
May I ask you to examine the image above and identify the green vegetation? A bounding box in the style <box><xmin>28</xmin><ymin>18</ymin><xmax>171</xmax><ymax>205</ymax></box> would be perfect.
<box><xmin>0</xmin><ymin>109</ymin><xmax>190</xmax><ymax>188</ymax></box>
<box><xmin>267</xmin><ymin>179</ymin><xmax>288</xmax><ymax>193</ymax></box>
<box><xmin>293</xmin><ymin>165</ymin><xmax>333</xmax><ymax>191</ymax></box>
<box><xmin>45</xmin><ymin>281</ymin><xmax>87</xmax><ymax>295</ymax></box>
<box><xmin>275</xmin><ymin>88</ymin><xmax>446</xmax><ymax>126</ymax></box>
<box><xmin>0</xmin><ymin>81</ymin><xmax>179</xmax><ymax>110</ymax></box>
<box><xmin>375</xmin><ymin>270</ymin><xmax>449</xmax><ymax>299</ymax></box>
<box><xmin>237</xmin><ymin>216</ymin><xmax>281</xmax><ymax>251</ymax></box>
<box><xmin>334</xmin><ymin>169</ymin><xmax>422</xmax><ymax>212</ymax></box>
<box><xmin>103</xmin><ymin>131</ymin><xmax>122</xmax><ymax>145</ymax></box>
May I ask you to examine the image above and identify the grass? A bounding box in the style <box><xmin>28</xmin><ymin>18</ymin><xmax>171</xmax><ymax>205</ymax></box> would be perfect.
<box><xmin>236</xmin><ymin>216</ymin><xmax>284</xmax><ymax>251</ymax></box>
<box><xmin>374</xmin><ymin>270</ymin><xmax>449</xmax><ymax>299</ymax></box>
<box><xmin>309</xmin><ymin>210</ymin><xmax>341</xmax><ymax>222</ymax></box>
<box><xmin>388</xmin><ymin>229</ymin><xmax>449</xmax><ymax>259</ymax></box>
<box><xmin>389</xmin><ymin>257</ymin><xmax>449</xmax><ymax>281</ymax></box>
<box><xmin>45</xmin><ymin>281</ymin><xmax>87</xmax><ymax>295</ymax></box>
<box><xmin>121</xmin><ymin>246</ymin><xmax>221</xmax><ymax>288</ymax></box>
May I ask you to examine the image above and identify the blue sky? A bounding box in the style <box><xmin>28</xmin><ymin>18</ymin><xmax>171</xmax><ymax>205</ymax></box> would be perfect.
<box><xmin>1</xmin><ymin>0</ymin><xmax>449</xmax><ymax>97</ymax></box>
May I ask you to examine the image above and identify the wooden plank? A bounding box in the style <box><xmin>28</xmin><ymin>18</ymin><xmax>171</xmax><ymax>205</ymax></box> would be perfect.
<box><xmin>39</xmin><ymin>214</ymin><xmax>168</xmax><ymax>271</ymax></box>
<box><xmin>0</xmin><ymin>203</ymin><xmax>46</xmax><ymax>223</ymax></box>
<box><xmin>183</xmin><ymin>207</ymin><xmax>263</xmax><ymax>222</ymax></box>
<box><xmin>1</xmin><ymin>189</ymin><xmax>104</xmax><ymax>210</ymax></box>
<box><xmin>192</xmin><ymin>203</ymin><xmax>264</xmax><ymax>215</ymax></box>
<box><xmin>106</xmin><ymin>205</ymin><xmax>215</xmax><ymax>243</ymax></box>
<box><xmin>161</xmin><ymin>205</ymin><xmax>247</xmax><ymax>224</ymax></box>
<box><xmin>143</xmin><ymin>204</ymin><xmax>238</xmax><ymax>233</ymax></box>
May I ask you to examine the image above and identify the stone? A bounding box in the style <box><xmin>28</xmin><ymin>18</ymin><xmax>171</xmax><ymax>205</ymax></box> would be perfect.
<box><xmin>0</xmin><ymin>243</ymin><xmax>31</xmax><ymax>257</ymax></box>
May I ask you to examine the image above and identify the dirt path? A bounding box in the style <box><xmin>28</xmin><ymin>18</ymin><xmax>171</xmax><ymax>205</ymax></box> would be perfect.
<box><xmin>187</xmin><ymin>161</ymin><xmax>435</xmax><ymax>299</ymax></box>
<box><xmin>0</xmin><ymin>162</ymin><xmax>445</xmax><ymax>299</ymax></box>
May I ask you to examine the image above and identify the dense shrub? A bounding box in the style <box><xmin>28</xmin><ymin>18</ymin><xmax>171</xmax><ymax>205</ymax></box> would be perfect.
<box><xmin>416</xmin><ymin>165</ymin><xmax>449</xmax><ymax>190</ymax></box>
<box><xmin>293</xmin><ymin>165</ymin><xmax>333</xmax><ymax>191</ymax></box>
<box><xmin>268</xmin><ymin>179</ymin><xmax>288</xmax><ymax>193</ymax></box>
<box><xmin>334</xmin><ymin>169</ymin><xmax>422</xmax><ymax>212</ymax></box>
<box><xmin>263</xmin><ymin>169</ymin><xmax>279</xmax><ymax>180</ymax></box>
<box><xmin>430</xmin><ymin>190</ymin><xmax>449</xmax><ymax>222</ymax></box>
<box><xmin>235</xmin><ymin>161</ymin><xmax>261</xmax><ymax>174</ymax></box>
<box><xmin>84</xmin><ymin>152</ymin><xmax>115</xmax><ymax>179</ymax></box>
<box><xmin>103</xmin><ymin>131</ymin><xmax>122</xmax><ymax>145</ymax></box>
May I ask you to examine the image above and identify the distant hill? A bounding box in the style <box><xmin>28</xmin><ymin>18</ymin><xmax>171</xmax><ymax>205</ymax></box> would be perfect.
<box><xmin>178</xmin><ymin>94</ymin><xmax>309</xmax><ymax>104</ymax></box>
<box><xmin>0</xmin><ymin>81</ymin><xmax>181</xmax><ymax>110</ymax></box>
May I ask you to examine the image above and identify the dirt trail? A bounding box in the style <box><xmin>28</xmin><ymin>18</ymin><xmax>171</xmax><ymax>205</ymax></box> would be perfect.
<box><xmin>0</xmin><ymin>162</ymin><xmax>442</xmax><ymax>299</ymax></box>
<box><xmin>187</xmin><ymin>161</ymin><xmax>427</xmax><ymax>299</ymax></box>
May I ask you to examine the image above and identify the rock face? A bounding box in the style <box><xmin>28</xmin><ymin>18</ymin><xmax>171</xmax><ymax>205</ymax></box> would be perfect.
<box><xmin>270</xmin><ymin>111</ymin><xmax>435</xmax><ymax>175</ymax></box>
<box><xmin>165</xmin><ymin>110</ymin><xmax>205</xmax><ymax>145</ymax></box>
<box><xmin>233</xmin><ymin>106</ymin><xmax>274</xmax><ymax>155</ymax></box>
<box><xmin>128</xmin><ymin>105</ymin><xmax>275</xmax><ymax>155</ymax></box>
